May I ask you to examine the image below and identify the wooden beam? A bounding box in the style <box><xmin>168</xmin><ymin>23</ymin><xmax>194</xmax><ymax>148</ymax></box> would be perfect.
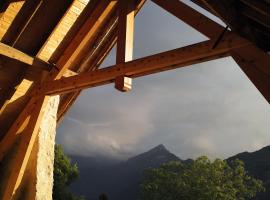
<box><xmin>50</xmin><ymin>0</ymin><xmax>117</xmax><ymax>80</ymax></box>
<box><xmin>116</xmin><ymin>0</ymin><xmax>135</xmax><ymax>63</ymax></box>
<box><xmin>239</xmin><ymin>0</ymin><xmax>270</xmax><ymax>18</ymax></box>
<box><xmin>151</xmin><ymin>0</ymin><xmax>224</xmax><ymax>39</ymax></box>
<box><xmin>201</xmin><ymin>0</ymin><xmax>270</xmax><ymax>51</ymax></box>
<box><xmin>0</xmin><ymin>42</ymin><xmax>51</xmax><ymax>70</ymax></box>
<box><xmin>43</xmin><ymin>33</ymin><xmax>250</xmax><ymax>95</ymax></box>
<box><xmin>63</xmin><ymin>69</ymin><xmax>78</xmax><ymax>77</ymax></box>
<box><xmin>241</xmin><ymin>5</ymin><xmax>270</xmax><ymax>30</ymax></box>
<box><xmin>231</xmin><ymin>44</ymin><xmax>270</xmax><ymax>104</ymax></box>
<box><xmin>0</xmin><ymin>0</ymin><xmax>117</xmax><ymax>162</ymax></box>
<box><xmin>116</xmin><ymin>0</ymin><xmax>135</xmax><ymax>91</ymax></box>
<box><xmin>189</xmin><ymin>0</ymin><xmax>216</xmax><ymax>15</ymax></box>
<box><xmin>55</xmin><ymin>0</ymin><xmax>145</xmax><ymax>122</ymax></box>
<box><xmin>2</xmin><ymin>95</ymin><xmax>48</xmax><ymax>200</ymax></box>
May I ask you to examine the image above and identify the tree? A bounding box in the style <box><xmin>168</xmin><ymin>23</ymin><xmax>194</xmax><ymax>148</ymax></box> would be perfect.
<box><xmin>53</xmin><ymin>144</ymin><xmax>85</xmax><ymax>200</ymax></box>
<box><xmin>140</xmin><ymin>156</ymin><xmax>265</xmax><ymax>200</ymax></box>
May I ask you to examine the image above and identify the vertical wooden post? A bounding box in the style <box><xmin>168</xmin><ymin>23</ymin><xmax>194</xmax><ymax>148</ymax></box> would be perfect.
<box><xmin>2</xmin><ymin>95</ymin><xmax>48</xmax><ymax>200</ymax></box>
<box><xmin>115</xmin><ymin>0</ymin><xmax>135</xmax><ymax>92</ymax></box>
<box><xmin>116</xmin><ymin>0</ymin><xmax>135</xmax><ymax>63</ymax></box>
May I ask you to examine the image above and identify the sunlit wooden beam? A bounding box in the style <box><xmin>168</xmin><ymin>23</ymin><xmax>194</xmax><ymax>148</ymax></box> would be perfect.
<box><xmin>116</xmin><ymin>0</ymin><xmax>135</xmax><ymax>63</ymax></box>
<box><xmin>0</xmin><ymin>42</ymin><xmax>51</xmax><ymax>70</ymax></box>
<box><xmin>115</xmin><ymin>0</ymin><xmax>135</xmax><ymax>91</ymax></box>
<box><xmin>43</xmin><ymin>33</ymin><xmax>250</xmax><ymax>95</ymax></box>
<box><xmin>49</xmin><ymin>0</ymin><xmax>117</xmax><ymax>80</ymax></box>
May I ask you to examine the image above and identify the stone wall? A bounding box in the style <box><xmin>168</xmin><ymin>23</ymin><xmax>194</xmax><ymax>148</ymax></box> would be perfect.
<box><xmin>34</xmin><ymin>95</ymin><xmax>59</xmax><ymax>200</ymax></box>
<box><xmin>15</xmin><ymin>95</ymin><xmax>59</xmax><ymax>200</ymax></box>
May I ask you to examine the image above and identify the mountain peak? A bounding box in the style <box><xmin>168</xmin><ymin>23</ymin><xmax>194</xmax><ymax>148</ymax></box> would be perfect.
<box><xmin>151</xmin><ymin>144</ymin><xmax>166</xmax><ymax>151</ymax></box>
<box><xmin>126</xmin><ymin>144</ymin><xmax>179</xmax><ymax>165</ymax></box>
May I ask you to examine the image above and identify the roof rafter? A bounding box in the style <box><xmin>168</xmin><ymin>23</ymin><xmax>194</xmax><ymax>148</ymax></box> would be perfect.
<box><xmin>0</xmin><ymin>42</ymin><xmax>51</xmax><ymax>70</ymax></box>
<box><xmin>50</xmin><ymin>0</ymin><xmax>117</xmax><ymax>80</ymax></box>
<box><xmin>151</xmin><ymin>0</ymin><xmax>224</xmax><ymax>39</ymax></box>
<box><xmin>0</xmin><ymin>0</ymin><xmax>118</xmax><ymax>162</ymax></box>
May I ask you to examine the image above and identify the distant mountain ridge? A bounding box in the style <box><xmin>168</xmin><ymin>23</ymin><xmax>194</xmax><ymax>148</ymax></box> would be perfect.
<box><xmin>227</xmin><ymin>145</ymin><xmax>270</xmax><ymax>200</ymax></box>
<box><xmin>70</xmin><ymin>144</ymin><xmax>270</xmax><ymax>200</ymax></box>
<box><xmin>69</xmin><ymin>144</ymin><xmax>184</xmax><ymax>200</ymax></box>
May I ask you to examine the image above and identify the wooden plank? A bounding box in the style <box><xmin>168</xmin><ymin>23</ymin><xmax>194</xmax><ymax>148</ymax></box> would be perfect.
<box><xmin>151</xmin><ymin>0</ymin><xmax>224</xmax><ymax>39</ymax></box>
<box><xmin>51</xmin><ymin>0</ymin><xmax>117</xmax><ymax>80</ymax></box>
<box><xmin>231</xmin><ymin>45</ymin><xmax>270</xmax><ymax>104</ymax></box>
<box><xmin>0</xmin><ymin>1</ymin><xmax>25</xmax><ymax>40</ymax></box>
<box><xmin>0</xmin><ymin>42</ymin><xmax>51</xmax><ymax>70</ymax></box>
<box><xmin>37</xmin><ymin>0</ymin><xmax>90</xmax><ymax>62</ymax></box>
<box><xmin>43</xmin><ymin>33</ymin><xmax>250</xmax><ymax>95</ymax></box>
<box><xmin>2</xmin><ymin>95</ymin><xmax>48</xmax><ymax>200</ymax></box>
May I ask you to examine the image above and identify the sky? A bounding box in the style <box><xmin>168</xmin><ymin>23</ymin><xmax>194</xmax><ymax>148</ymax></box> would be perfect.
<box><xmin>56</xmin><ymin>0</ymin><xmax>270</xmax><ymax>160</ymax></box>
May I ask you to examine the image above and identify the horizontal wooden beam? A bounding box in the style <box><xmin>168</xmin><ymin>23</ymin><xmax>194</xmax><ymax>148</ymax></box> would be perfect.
<box><xmin>43</xmin><ymin>33</ymin><xmax>250</xmax><ymax>95</ymax></box>
<box><xmin>0</xmin><ymin>42</ymin><xmax>51</xmax><ymax>70</ymax></box>
<box><xmin>0</xmin><ymin>41</ymin><xmax>79</xmax><ymax>76</ymax></box>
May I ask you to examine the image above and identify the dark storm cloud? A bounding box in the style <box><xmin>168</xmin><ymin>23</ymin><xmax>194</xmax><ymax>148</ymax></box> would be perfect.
<box><xmin>56</xmin><ymin>1</ymin><xmax>270</xmax><ymax>160</ymax></box>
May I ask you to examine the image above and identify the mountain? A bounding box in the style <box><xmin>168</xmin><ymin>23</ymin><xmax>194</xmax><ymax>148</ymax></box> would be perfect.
<box><xmin>69</xmin><ymin>144</ymin><xmax>184</xmax><ymax>200</ymax></box>
<box><xmin>69</xmin><ymin>144</ymin><xmax>270</xmax><ymax>200</ymax></box>
<box><xmin>227</xmin><ymin>146</ymin><xmax>270</xmax><ymax>200</ymax></box>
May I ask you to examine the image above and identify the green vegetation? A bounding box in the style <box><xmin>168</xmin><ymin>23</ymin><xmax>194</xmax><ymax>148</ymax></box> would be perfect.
<box><xmin>140</xmin><ymin>156</ymin><xmax>265</xmax><ymax>200</ymax></box>
<box><xmin>53</xmin><ymin>144</ymin><xmax>85</xmax><ymax>200</ymax></box>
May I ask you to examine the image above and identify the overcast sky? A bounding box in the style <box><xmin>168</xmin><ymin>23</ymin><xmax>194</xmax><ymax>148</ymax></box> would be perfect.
<box><xmin>56</xmin><ymin>0</ymin><xmax>270</xmax><ymax>160</ymax></box>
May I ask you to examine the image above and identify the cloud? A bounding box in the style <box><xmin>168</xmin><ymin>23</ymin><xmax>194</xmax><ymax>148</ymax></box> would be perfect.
<box><xmin>57</xmin><ymin>89</ymin><xmax>155</xmax><ymax>159</ymax></box>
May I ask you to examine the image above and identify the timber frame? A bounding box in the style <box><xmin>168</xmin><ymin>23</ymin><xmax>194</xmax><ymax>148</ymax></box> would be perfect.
<box><xmin>0</xmin><ymin>0</ymin><xmax>270</xmax><ymax>199</ymax></box>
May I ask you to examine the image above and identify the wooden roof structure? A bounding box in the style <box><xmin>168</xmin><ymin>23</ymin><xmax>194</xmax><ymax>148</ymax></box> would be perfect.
<box><xmin>0</xmin><ymin>0</ymin><xmax>269</xmax><ymax>199</ymax></box>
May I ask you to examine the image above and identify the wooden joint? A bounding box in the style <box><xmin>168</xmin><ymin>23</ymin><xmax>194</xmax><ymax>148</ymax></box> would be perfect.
<box><xmin>115</xmin><ymin>75</ymin><xmax>132</xmax><ymax>92</ymax></box>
